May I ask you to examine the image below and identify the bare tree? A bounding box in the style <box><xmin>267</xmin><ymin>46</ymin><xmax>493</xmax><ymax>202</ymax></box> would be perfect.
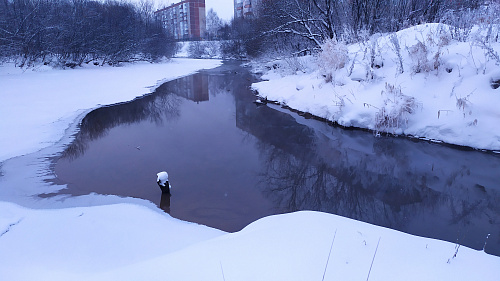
<box><xmin>261</xmin><ymin>0</ymin><xmax>341</xmax><ymax>49</ymax></box>
<box><xmin>0</xmin><ymin>0</ymin><xmax>177</xmax><ymax>66</ymax></box>
<box><xmin>245</xmin><ymin>0</ymin><xmax>487</xmax><ymax>58</ymax></box>
<box><xmin>205</xmin><ymin>8</ymin><xmax>223</xmax><ymax>40</ymax></box>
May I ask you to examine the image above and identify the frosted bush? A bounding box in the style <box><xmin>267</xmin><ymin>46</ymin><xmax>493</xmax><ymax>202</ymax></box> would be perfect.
<box><xmin>188</xmin><ymin>41</ymin><xmax>221</xmax><ymax>59</ymax></box>
<box><xmin>408</xmin><ymin>41</ymin><xmax>432</xmax><ymax>73</ymax></box>
<box><xmin>390</xmin><ymin>34</ymin><xmax>404</xmax><ymax>74</ymax></box>
<box><xmin>375</xmin><ymin>83</ymin><xmax>418</xmax><ymax>133</ymax></box>
<box><xmin>205</xmin><ymin>41</ymin><xmax>220</xmax><ymax>58</ymax></box>
<box><xmin>441</xmin><ymin>9</ymin><xmax>476</xmax><ymax>42</ymax></box>
<box><xmin>437</xmin><ymin>29</ymin><xmax>452</xmax><ymax>47</ymax></box>
<box><xmin>474</xmin><ymin>38</ymin><xmax>500</xmax><ymax>66</ymax></box>
<box><xmin>284</xmin><ymin>56</ymin><xmax>313</xmax><ymax>74</ymax></box>
<box><xmin>188</xmin><ymin>41</ymin><xmax>207</xmax><ymax>58</ymax></box>
<box><xmin>455</xmin><ymin>90</ymin><xmax>474</xmax><ymax>117</ymax></box>
<box><xmin>257</xmin><ymin>56</ymin><xmax>313</xmax><ymax>77</ymax></box>
<box><xmin>318</xmin><ymin>38</ymin><xmax>348</xmax><ymax>83</ymax></box>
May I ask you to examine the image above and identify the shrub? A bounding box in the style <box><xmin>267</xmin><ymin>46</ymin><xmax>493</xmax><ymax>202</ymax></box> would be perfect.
<box><xmin>375</xmin><ymin>83</ymin><xmax>418</xmax><ymax>133</ymax></box>
<box><xmin>318</xmin><ymin>39</ymin><xmax>349</xmax><ymax>83</ymax></box>
<box><xmin>220</xmin><ymin>40</ymin><xmax>246</xmax><ymax>59</ymax></box>
<box><xmin>188</xmin><ymin>41</ymin><xmax>208</xmax><ymax>58</ymax></box>
<box><xmin>408</xmin><ymin>41</ymin><xmax>431</xmax><ymax>73</ymax></box>
<box><xmin>390</xmin><ymin>34</ymin><xmax>404</xmax><ymax>74</ymax></box>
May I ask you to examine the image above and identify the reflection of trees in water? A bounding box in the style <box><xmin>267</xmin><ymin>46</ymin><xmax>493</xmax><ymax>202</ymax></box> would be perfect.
<box><xmin>206</xmin><ymin>64</ymin><xmax>260</xmax><ymax>101</ymax></box>
<box><xmin>235</xmin><ymin>98</ymin><xmax>442</xmax><ymax>230</ymax></box>
<box><xmin>257</xmin><ymin>140</ymin><xmax>444</xmax><ymax>230</ymax></box>
<box><xmin>207</xmin><ymin>72</ymin><xmax>233</xmax><ymax>98</ymax></box>
<box><xmin>249</xmin><ymin>107</ymin><xmax>500</xmax><ymax>253</ymax></box>
<box><xmin>62</xmin><ymin>83</ymin><xmax>183</xmax><ymax>160</ymax></box>
<box><xmin>443</xmin><ymin>174</ymin><xmax>498</xmax><ymax>229</ymax></box>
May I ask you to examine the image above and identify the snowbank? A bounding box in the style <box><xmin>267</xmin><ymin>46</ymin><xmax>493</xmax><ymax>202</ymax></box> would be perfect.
<box><xmin>0</xmin><ymin>202</ymin><xmax>224</xmax><ymax>280</ymax></box>
<box><xmin>252</xmin><ymin>24</ymin><xmax>500</xmax><ymax>151</ymax></box>
<box><xmin>0</xmin><ymin>204</ymin><xmax>498</xmax><ymax>281</ymax></box>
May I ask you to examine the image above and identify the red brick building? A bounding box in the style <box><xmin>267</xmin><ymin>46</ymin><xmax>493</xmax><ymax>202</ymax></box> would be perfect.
<box><xmin>155</xmin><ymin>0</ymin><xmax>206</xmax><ymax>40</ymax></box>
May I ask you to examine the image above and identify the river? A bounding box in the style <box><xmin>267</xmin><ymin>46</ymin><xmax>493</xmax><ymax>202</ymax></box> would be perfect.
<box><xmin>53</xmin><ymin>61</ymin><xmax>500</xmax><ymax>256</ymax></box>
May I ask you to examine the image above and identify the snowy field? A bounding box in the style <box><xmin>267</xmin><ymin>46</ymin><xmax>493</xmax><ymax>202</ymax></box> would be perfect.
<box><xmin>252</xmin><ymin>24</ymin><xmax>500</xmax><ymax>151</ymax></box>
<box><xmin>0</xmin><ymin>57</ymin><xmax>499</xmax><ymax>279</ymax></box>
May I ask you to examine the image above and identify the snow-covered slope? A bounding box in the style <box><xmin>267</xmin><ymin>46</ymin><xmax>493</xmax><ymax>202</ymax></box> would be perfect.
<box><xmin>1</xmin><ymin>203</ymin><xmax>498</xmax><ymax>281</ymax></box>
<box><xmin>97</xmin><ymin>211</ymin><xmax>499</xmax><ymax>281</ymax></box>
<box><xmin>0</xmin><ymin>202</ymin><xmax>224</xmax><ymax>280</ymax></box>
<box><xmin>252</xmin><ymin>24</ymin><xmax>500</xmax><ymax>151</ymax></box>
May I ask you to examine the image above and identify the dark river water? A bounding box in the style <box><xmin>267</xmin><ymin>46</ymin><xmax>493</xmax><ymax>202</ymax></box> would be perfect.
<box><xmin>53</xmin><ymin>62</ymin><xmax>500</xmax><ymax>256</ymax></box>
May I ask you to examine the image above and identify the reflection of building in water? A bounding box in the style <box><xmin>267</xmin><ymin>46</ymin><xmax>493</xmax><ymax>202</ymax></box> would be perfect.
<box><xmin>155</xmin><ymin>0</ymin><xmax>206</xmax><ymax>40</ymax></box>
<box><xmin>170</xmin><ymin>73</ymin><xmax>209</xmax><ymax>102</ymax></box>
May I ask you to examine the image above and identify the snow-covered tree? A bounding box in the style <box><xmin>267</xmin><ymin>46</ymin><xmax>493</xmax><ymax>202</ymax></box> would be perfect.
<box><xmin>205</xmin><ymin>8</ymin><xmax>224</xmax><ymax>40</ymax></box>
<box><xmin>0</xmin><ymin>0</ymin><xmax>177</xmax><ymax>66</ymax></box>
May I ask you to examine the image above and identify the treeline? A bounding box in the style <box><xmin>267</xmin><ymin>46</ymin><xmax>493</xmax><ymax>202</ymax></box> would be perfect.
<box><xmin>223</xmin><ymin>0</ymin><xmax>488</xmax><ymax>58</ymax></box>
<box><xmin>0</xmin><ymin>0</ymin><xmax>176</xmax><ymax>67</ymax></box>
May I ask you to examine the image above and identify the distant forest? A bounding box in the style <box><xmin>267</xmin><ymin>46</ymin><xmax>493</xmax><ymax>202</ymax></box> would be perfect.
<box><xmin>0</xmin><ymin>0</ymin><xmax>176</xmax><ymax>67</ymax></box>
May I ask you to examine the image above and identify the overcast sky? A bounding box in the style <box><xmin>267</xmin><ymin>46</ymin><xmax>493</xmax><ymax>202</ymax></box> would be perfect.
<box><xmin>205</xmin><ymin>0</ymin><xmax>234</xmax><ymax>21</ymax></box>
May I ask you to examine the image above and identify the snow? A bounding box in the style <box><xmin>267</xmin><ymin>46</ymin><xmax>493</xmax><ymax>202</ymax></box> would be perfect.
<box><xmin>175</xmin><ymin>42</ymin><xmax>190</xmax><ymax>58</ymax></box>
<box><xmin>251</xmin><ymin>23</ymin><xmax>500</xmax><ymax>151</ymax></box>
<box><xmin>0</xmin><ymin>202</ymin><xmax>223</xmax><ymax>278</ymax></box>
<box><xmin>0</xmin><ymin>206</ymin><xmax>498</xmax><ymax>281</ymax></box>
<box><xmin>156</xmin><ymin>171</ymin><xmax>169</xmax><ymax>186</ymax></box>
<box><xmin>0</xmin><ymin>54</ymin><xmax>499</xmax><ymax>280</ymax></box>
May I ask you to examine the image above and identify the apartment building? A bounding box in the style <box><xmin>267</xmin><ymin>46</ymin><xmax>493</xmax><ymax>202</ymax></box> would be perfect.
<box><xmin>234</xmin><ymin>0</ymin><xmax>260</xmax><ymax>19</ymax></box>
<box><xmin>155</xmin><ymin>0</ymin><xmax>206</xmax><ymax>40</ymax></box>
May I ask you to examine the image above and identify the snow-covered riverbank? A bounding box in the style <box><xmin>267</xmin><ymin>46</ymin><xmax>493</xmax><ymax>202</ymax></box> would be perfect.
<box><xmin>252</xmin><ymin>24</ymin><xmax>500</xmax><ymax>151</ymax></box>
<box><xmin>0</xmin><ymin>58</ymin><xmax>499</xmax><ymax>280</ymax></box>
<box><xmin>0</xmin><ymin>58</ymin><xmax>222</xmax><ymax>163</ymax></box>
